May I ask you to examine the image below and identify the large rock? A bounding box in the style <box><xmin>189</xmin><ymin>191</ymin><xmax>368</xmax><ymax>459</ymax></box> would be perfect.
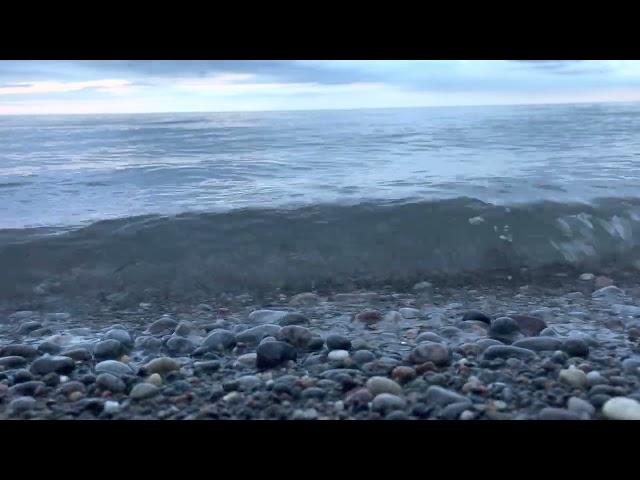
<box><xmin>236</xmin><ymin>325</ymin><xmax>282</xmax><ymax>345</ymax></box>
<box><xmin>602</xmin><ymin>397</ymin><xmax>640</xmax><ymax>420</ymax></box>
<box><xmin>561</xmin><ymin>338</ymin><xmax>590</xmax><ymax>358</ymax></box>
<box><xmin>105</xmin><ymin>329</ymin><xmax>133</xmax><ymax>348</ymax></box>
<box><xmin>166</xmin><ymin>336</ymin><xmax>196</xmax><ymax>355</ymax></box>
<box><xmin>201</xmin><ymin>330</ymin><xmax>236</xmax><ymax>351</ymax></box>
<box><xmin>511</xmin><ymin>315</ymin><xmax>547</xmax><ymax>336</ymax></box>
<box><xmin>0</xmin><ymin>344</ymin><xmax>38</xmax><ymax>359</ymax></box>
<box><xmin>278</xmin><ymin>313</ymin><xmax>310</xmax><ymax>326</ymax></box>
<box><xmin>30</xmin><ymin>356</ymin><xmax>75</xmax><ymax>375</ymax></box>
<box><xmin>277</xmin><ymin>325</ymin><xmax>313</xmax><ymax>349</ymax></box>
<box><xmin>95</xmin><ymin>360</ymin><xmax>134</xmax><ymax>377</ymax></box>
<box><xmin>147</xmin><ymin>316</ymin><xmax>178</xmax><ymax>335</ymax></box>
<box><xmin>482</xmin><ymin>345</ymin><xmax>536</xmax><ymax>361</ymax></box>
<box><xmin>488</xmin><ymin>317</ymin><xmax>522</xmax><ymax>343</ymax></box>
<box><xmin>142</xmin><ymin>357</ymin><xmax>180</xmax><ymax>375</ymax></box>
<box><xmin>326</xmin><ymin>334</ymin><xmax>351</xmax><ymax>351</ymax></box>
<box><xmin>408</xmin><ymin>342</ymin><xmax>450</xmax><ymax>366</ymax></box>
<box><xmin>366</xmin><ymin>376</ymin><xmax>402</xmax><ymax>396</ymax></box>
<box><xmin>93</xmin><ymin>339</ymin><xmax>125</xmax><ymax>360</ymax></box>
<box><xmin>256</xmin><ymin>341</ymin><xmax>297</xmax><ymax>369</ymax></box>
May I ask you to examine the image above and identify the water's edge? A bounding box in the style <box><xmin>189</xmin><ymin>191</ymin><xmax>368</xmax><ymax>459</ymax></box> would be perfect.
<box><xmin>2</xmin><ymin>197</ymin><xmax>640</xmax><ymax>306</ymax></box>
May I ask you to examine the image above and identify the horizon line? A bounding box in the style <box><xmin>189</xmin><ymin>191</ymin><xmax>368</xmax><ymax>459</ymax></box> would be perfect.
<box><xmin>1</xmin><ymin>98</ymin><xmax>639</xmax><ymax>117</ymax></box>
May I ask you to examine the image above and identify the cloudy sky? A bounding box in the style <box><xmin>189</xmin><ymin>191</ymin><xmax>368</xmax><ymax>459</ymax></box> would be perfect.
<box><xmin>1</xmin><ymin>60</ymin><xmax>640</xmax><ymax>114</ymax></box>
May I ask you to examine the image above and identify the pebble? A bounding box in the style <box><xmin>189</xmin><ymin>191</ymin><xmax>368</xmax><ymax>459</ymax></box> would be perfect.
<box><xmin>559</xmin><ymin>366</ymin><xmax>588</xmax><ymax>389</ymax></box>
<box><xmin>371</xmin><ymin>393</ymin><xmax>406</xmax><ymax>413</ymax></box>
<box><xmin>289</xmin><ymin>292</ymin><xmax>320</xmax><ymax>307</ymax></box>
<box><xmin>248</xmin><ymin>310</ymin><xmax>289</xmax><ymax>324</ymax></box>
<box><xmin>328</xmin><ymin>350</ymin><xmax>350</xmax><ymax>363</ymax></box>
<box><xmin>510</xmin><ymin>315</ymin><xmax>547</xmax><ymax>336</ymax></box>
<box><xmin>586</xmin><ymin>371</ymin><xmax>608</xmax><ymax>386</ymax></box>
<box><xmin>237</xmin><ymin>375</ymin><xmax>263</xmax><ymax>391</ymax></box>
<box><xmin>334</xmin><ymin>292</ymin><xmax>379</xmax><ymax>303</ymax></box>
<box><xmin>538</xmin><ymin>407</ymin><xmax>582</xmax><ymax>420</ymax></box>
<box><xmin>391</xmin><ymin>366</ymin><xmax>416</xmax><ymax>383</ymax></box>
<box><xmin>95</xmin><ymin>360</ymin><xmax>134</xmax><ymax>377</ymax></box>
<box><xmin>352</xmin><ymin>350</ymin><xmax>376</xmax><ymax>365</ymax></box>
<box><xmin>202</xmin><ymin>330</ymin><xmax>236</xmax><ymax>351</ymax></box>
<box><xmin>512</xmin><ymin>337</ymin><xmax>562</xmax><ymax>351</ymax></box>
<box><xmin>561</xmin><ymin>338</ymin><xmax>590</xmax><ymax>358</ymax></box>
<box><xmin>592</xmin><ymin>285</ymin><xmax>625</xmax><ymax>299</ymax></box>
<box><xmin>399</xmin><ymin>308</ymin><xmax>421</xmax><ymax>319</ymax></box>
<box><xmin>8</xmin><ymin>396</ymin><xmax>36</xmax><ymax>414</ymax></box>
<box><xmin>134</xmin><ymin>336</ymin><xmax>162</xmax><ymax>352</ymax></box>
<box><xmin>415</xmin><ymin>332</ymin><xmax>445</xmax><ymax>344</ymax></box>
<box><xmin>602</xmin><ymin>397</ymin><xmax>640</xmax><ymax>420</ymax></box>
<box><xmin>409</xmin><ymin>342</ymin><xmax>450</xmax><ymax>366</ymax></box>
<box><xmin>256</xmin><ymin>341</ymin><xmax>297</xmax><ymax>369</ymax></box>
<box><xmin>482</xmin><ymin>345</ymin><xmax>536</xmax><ymax>360</ymax></box>
<box><xmin>166</xmin><ymin>336</ymin><xmax>196</xmax><ymax>355</ymax></box>
<box><xmin>366</xmin><ymin>376</ymin><xmax>403</xmax><ymax>396</ymax></box>
<box><xmin>17</xmin><ymin>321</ymin><xmax>43</xmax><ymax>335</ymax></box>
<box><xmin>292</xmin><ymin>408</ymin><xmax>319</xmax><ymax>420</ymax></box>
<box><xmin>193</xmin><ymin>360</ymin><xmax>221</xmax><ymax>372</ymax></box>
<box><xmin>130</xmin><ymin>383</ymin><xmax>160</xmax><ymax>400</ymax></box>
<box><xmin>425</xmin><ymin>385</ymin><xmax>468</xmax><ymax>407</ymax></box>
<box><xmin>235</xmin><ymin>353</ymin><xmax>257</xmax><ymax>367</ymax></box>
<box><xmin>94</xmin><ymin>339</ymin><xmax>125</xmax><ymax>360</ymax></box>
<box><xmin>384</xmin><ymin>311</ymin><xmax>403</xmax><ymax>322</ymax></box>
<box><xmin>621</xmin><ymin>358</ymin><xmax>640</xmax><ymax>375</ymax></box>
<box><xmin>441</xmin><ymin>401</ymin><xmax>473</xmax><ymax>420</ymax></box>
<box><xmin>579</xmin><ymin>273</ymin><xmax>595</xmax><ymax>281</ymax></box>
<box><xmin>103</xmin><ymin>400</ymin><xmax>120</xmax><ymax>415</ymax></box>
<box><xmin>236</xmin><ymin>324</ymin><xmax>282</xmax><ymax>344</ymax></box>
<box><xmin>147</xmin><ymin>316</ymin><xmax>178</xmax><ymax>335</ymax></box>
<box><xmin>96</xmin><ymin>373</ymin><xmax>126</xmax><ymax>393</ymax></box>
<box><xmin>105</xmin><ymin>329</ymin><xmax>133</xmax><ymax>348</ymax></box>
<box><xmin>278</xmin><ymin>313</ymin><xmax>311</xmax><ymax>326</ymax></box>
<box><xmin>277</xmin><ymin>325</ymin><xmax>313</xmax><ymax>349</ymax></box>
<box><xmin>143</xmin><ymin>357</ymin><xmax>180</xmax><ymax>375</ymax></box>
<box><xmin>488</xmin><ymin>317</ymin><xmax>521</xmax><ymax>343</ymax></box>
<box><xmin>461</xmin><ymin>310</ymin><xmax>491</xmax><ymax>324</ymax></box>
<box><xmin>0</xmin><ymin>344</ymin><xmax>38</xmax><ymax>359</ymax></box>
<box><xmin>30</xmin><ymin>356</ymin><xmax>75</xmax><ymax>375</ymax></box>
<box><xmin>326</xmin><ymin>334</ymin><xmax>351</xmax><ymax>351</ymax></box>
<box><xmin>354</xmin><ymin>309</ymin><xmax>383</xmax><ymax>324</ymax></box>
<box><xmin>146</xmin><ymin>373</ymin><xmax>163</xmax><ymax>387</ymax></box>
<box><xmin>61</xmin><ymin>348</ymin><xmax>92</xmax><ymax>362</ymax></box>
<box><xmin>413</xmin><ymin>281</ymin><xmax>433</xmax><ymax>292</ymax></box>
<box><xmin>567</xmin><ymin>397</ymin><xmax>595</xmax><ymax>417</ymax></box>
<box><xmin>459</xmin><ymin>410</ymin><xmax>475</xmax><ymax>420</ymax></box>
<box><xmin>0</xmin><ymin>356</ymin><xmax>28</xmax><ymax>369</ymax></box>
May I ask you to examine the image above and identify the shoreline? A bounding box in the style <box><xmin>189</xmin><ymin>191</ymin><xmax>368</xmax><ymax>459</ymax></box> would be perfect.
<box><xmin>1</xmin><ymin>270</ymin><xmax>640</xmax><ymax>420</ymax></box>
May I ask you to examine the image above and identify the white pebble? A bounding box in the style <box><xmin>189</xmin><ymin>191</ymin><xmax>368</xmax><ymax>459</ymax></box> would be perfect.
<box><xmin>328</xmin><ymin>350</ymin><xmax>350</xmax><ymax>362</ymax></box>
<box><xmin>559</xmin><ymin>366</ymin><xmax>588</xmax><ymax>389</ymax></box>
<box><xmin>104</xmin><ymin>401</ymin><xmax>120</xmax><ymax>414</ymax></box>
<box><xmin>602</xmin><ymin>397</ymin><xmax>640</xmax><ymax>420</ymax></box>
<box><xmin>579</xmin><ymin>273</ymin><xmax>595</xmax><ymax>281</ymax></box>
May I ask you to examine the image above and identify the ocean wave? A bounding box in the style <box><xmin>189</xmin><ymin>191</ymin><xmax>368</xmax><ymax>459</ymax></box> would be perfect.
<box><xmin>1</xmin><ymin>197</ymin><xmax>640</xmax><ymax>303</ymax></box>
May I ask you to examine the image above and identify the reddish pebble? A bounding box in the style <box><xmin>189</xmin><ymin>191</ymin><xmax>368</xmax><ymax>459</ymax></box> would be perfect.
<box><xmin>391</xmin><ymin>366</ymin><xmax>417</xmax><ymax>383</ymax></box>
<box><xmin>595</xmin><ymin>276</ymin><xmax>614</xmax><ymax>288</ymax></box>
<box><xmin>354</xmin><ymin>309</ymin><xmax>383</xmax><ymax>324</ymax></box>
<box><xmin>415</xmin><ymin>361</ymin><xmax>437</xmax><ymax>374</ymax></box>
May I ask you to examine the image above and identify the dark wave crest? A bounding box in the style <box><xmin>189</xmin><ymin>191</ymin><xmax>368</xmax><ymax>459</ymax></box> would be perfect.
<box><xmin>2</xmin><ymin>197</ymin><xmax>640</xmax><ymax>305</ymax></box>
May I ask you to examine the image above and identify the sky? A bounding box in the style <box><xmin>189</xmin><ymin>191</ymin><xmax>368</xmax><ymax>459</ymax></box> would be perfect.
<box><xmin>2</xmin><ymin>60</ymin><xmax>640</xmax><ymax>114</ymax></box>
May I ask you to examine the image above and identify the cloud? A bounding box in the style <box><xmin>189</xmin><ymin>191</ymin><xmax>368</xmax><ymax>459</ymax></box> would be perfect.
<box><xmin>2</xmin><ymin>60</ymin><xmax>640</xmax><ymax>114</ymax></box>
<box><xmin>0</xmin><ymin>79</ymin><xmax>135</xmax><ymax>96</ymax></box>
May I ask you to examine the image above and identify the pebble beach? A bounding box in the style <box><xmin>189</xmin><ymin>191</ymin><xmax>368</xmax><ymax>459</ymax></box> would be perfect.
<box><xmin>2</xmin><ymin>268</ymin><xmax>640</xmax><ymax>420</ymax></box>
